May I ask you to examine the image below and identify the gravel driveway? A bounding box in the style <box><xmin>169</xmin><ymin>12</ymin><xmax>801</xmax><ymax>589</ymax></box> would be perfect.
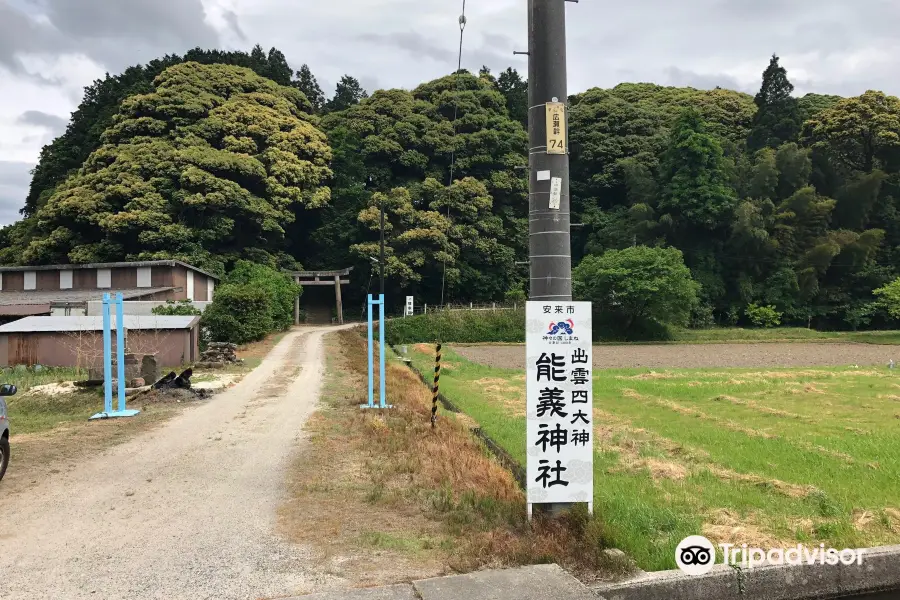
<box><xmin>0</xmin><ymin>327</ymin><xmax>345</xmax><ymax>600</ymax></box>
<box><xmin>452</xmin><ymin>342</ymin><xmax>900</xmax><ymax>369</ymax></box>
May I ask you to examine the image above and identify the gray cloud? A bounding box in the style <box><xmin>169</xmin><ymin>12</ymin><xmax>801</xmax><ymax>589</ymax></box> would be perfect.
<box><xmin>0</xmin><ymin>161</ymin><xmax>33</xmax><ymax>226</ymax></box>
<box><xmin>1</xmin><ymin>0</ymin><xmax>221</xmax><ymax>75</ymax></box>
<box><xmin>358</xmin><ymin>31</ymin><xmax>455</xmax><ymax>64</ymax></box>
<box><xmin>222</xmin><ymin>10</ymin><xmax>247</xmax><ymax>42</ymax></box>
<box><xmin>0</xmin><ymin>3</ymin><xmax>63</xmax><ymax>74</ymax></box>
<box><xmin>663</xmin><ymin>68</ymin><xmax>749</xmax><ymax>94</ymax></box>
<box><xmin>16</xmin><ymin>111</ymin><xmax>68</xmax><ymax>137</ymax></box>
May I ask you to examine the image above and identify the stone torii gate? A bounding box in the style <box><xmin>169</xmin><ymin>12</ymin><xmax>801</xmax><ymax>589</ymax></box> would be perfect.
<box><xmin>290</xmin><ymin>268</ymin><xmax>352</xmax><ymax>325</ymax></box>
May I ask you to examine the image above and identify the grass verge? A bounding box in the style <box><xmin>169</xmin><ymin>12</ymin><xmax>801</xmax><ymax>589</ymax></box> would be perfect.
<box><xmin>3</xmin><ymin>330</ymin><xmax>287</xmax><ymax>494</ymax></box>
<box><xmin>404</xmin><ymin>344</ymin><xmax>900</xmax><ymax>572</ymax></box>
<box><xmin>277</xmin><ymin>330</ymin><xmax>631</xmax><ymax>586</ymax></box>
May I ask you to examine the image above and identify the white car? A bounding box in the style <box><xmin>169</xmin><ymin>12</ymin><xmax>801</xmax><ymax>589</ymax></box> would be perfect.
<box><xmin>0</xmin><ymin>384</ymin><xmax>16</xmax><ymax>482</ymax></box>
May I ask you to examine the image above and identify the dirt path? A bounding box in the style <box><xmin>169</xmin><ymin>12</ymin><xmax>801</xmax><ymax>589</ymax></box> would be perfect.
<box><xmin>0</xmin><ymin>326</ymin><xmax>347</xmax><ymax>600</ymax></box>
<box><xmin>453</xmin><ymin>342</ymin><xmax>900</xmax><ymax>369</ymax></box>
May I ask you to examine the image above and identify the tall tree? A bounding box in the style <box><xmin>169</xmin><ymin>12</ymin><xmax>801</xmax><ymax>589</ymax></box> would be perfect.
<box><xmin>496</xmin><ymin>67</ymin><xmax>528</xmax><ymax>127</ymax></box>
<box><xmin>803</xmin><ymin>91</ymin><xmax>900</xmax><ymax>174</ymax></box>
<box><xmin>324</xmin><ymin>75</ymin><xmax>368</xmax><ymax>113</ymax></box>
<box><xmin>22</xmin><ymin>62</ymin><xmax>332</xmax><ymax>273</ymax></box>
<box><xmin>747</xmin><ymin>55</ymin><xmax>803</xmax><ymax>151</ymax></box>
<box><xmin>294</xmin><ymin>64</ymin><xmax>326</xmax><ymax>113</ymax></box>
<box><xmin>658</xmin><ymin>109</ymin><xmax>739</xmax><ymax>304</ymax></box>
<box><xmin>21</xmin><ymin>45</ymin><xmax>301</xmax><ymax>217</ymax></box>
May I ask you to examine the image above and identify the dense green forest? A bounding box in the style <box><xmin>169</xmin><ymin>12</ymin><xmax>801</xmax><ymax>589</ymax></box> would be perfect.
<box><xmin>4</xmin><ymin>44</ymin><xmax>900</xmax><ymax>332</ymax></box>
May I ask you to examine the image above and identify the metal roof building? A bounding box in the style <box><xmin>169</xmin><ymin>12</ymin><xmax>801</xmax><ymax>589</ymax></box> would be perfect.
<box><xmin>0</xmin><ymin>315</ymin><xmax>201</xmax><ymax>368</ymax></box>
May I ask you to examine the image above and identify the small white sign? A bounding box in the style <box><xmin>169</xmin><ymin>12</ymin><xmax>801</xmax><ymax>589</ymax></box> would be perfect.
<box><xmin>537</xmin><ymin>170</ymin><xmax>551</xmax><ymax>181</ymax></box>
<box><xmin>526</xmin><ymin>301</ymin><xmax>593</xmax><ymax>511</ymax></box>
<box><xmin>549</xmin><ymin>177</ymin><xmax>562</xmax><ymax>210</ymax></box>
<box><xmin>405</xmin><ymin>296</ymin><xmax>414</xmax><ymax>317</ymax></box>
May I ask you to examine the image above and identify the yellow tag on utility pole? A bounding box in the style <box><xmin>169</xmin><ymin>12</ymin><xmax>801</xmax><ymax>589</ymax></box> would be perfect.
<box><xmin>545</xmin><ymin>102</ymin><xmax>567</xmax><ymax>155</ymax></box>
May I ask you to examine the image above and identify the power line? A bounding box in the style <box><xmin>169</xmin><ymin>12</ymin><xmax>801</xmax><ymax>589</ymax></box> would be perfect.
<box><xmin>439</xmin><ymin>0</ymin><xmax>467</xmax><ymax>309</ymax></box>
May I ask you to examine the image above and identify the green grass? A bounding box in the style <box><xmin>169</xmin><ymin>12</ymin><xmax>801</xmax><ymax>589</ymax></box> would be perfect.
<box><xmin>0</xmin><ymin>366</ymin><xmax>85</xmax><ymax>391</ymax></box>
<box><xmin>7</xmin><ymin>390</ymin><xmax>105</xmax><ymax>435</ymax></box>
<box><xmin>406</xmin><ymin>347</ymin><xmax>900</xmax><ymax>572</ymax></box>
<box><xmin>0</xmin><ymin>366</ymin><xmax>102</xmax><ymax>435</ymax></box>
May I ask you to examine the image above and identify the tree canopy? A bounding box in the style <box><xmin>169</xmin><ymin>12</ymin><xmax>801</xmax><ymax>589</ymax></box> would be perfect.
<box><xmin>8</xmin><ymin>45</ymin><xmax>900</xmax><ymax>333</ymax></box>
<box><xmin>19</xmin><ymin>62</ymin><xmax>332</xmax><ymax>274</ymax></box>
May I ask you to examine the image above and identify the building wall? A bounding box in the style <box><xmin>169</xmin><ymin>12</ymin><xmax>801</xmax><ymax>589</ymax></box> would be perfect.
<box><xmin>0</xmin><ymin>332</ymin><xmax>105</xmax><ymax>368</ymax></box>
<box><xmin>36</xmin><ymin>271</ymin><xmax>58</xmax><ymax>291</ymax></box>
<box><xmin>128</xmin><ymin>328</ymin><xmax>196</xmax><ymax>367</ymax></box>
<box><xmin>0</xmin><ymin>327</ymin><xmax>197</xmax><ymax>368</ymax></box>
<box><xmin>194</xmin><ymin>275</ymin><xmax>208</xmax><ymax>303</ymax></box>
<box><xmin>73</xmin><ymin>269</ymin><xmax>95</xmax><ymax>290</ymax></box>
<box><xmin>111</xmin><ymin>267</ymin><xmax>138</xmax><ymax>289</ymax></box>
<box><xmin>3</xmin><ymin>272</ymin><xmax>24</xmax><ymax>292</ymax></box>
<box><xmin>86</xmin><ymin>301</ymin><xmax>211</xmax><ymax>316</ymax></box>
<box><xmin>172</xmin><ymin>266</ymin><xmax>188</xmax><ymax>300</ymax></box>
<box><xmin>150</xmin><ymin>266</ymin><xmax>174</xmax><ymax>288</ymax></box>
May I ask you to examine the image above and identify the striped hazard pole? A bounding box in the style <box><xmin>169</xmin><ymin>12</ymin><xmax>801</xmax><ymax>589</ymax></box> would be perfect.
<box><xmin>431</xmin><ymin>343</ymin><xmax>442</xmax><ymax>428</ymax></box>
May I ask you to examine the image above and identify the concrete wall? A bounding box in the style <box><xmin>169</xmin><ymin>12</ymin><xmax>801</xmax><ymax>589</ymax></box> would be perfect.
<box><xmin>85</xmin><ymin>301</ymin><xmax>211</xmax><ymax>316</ymax></box>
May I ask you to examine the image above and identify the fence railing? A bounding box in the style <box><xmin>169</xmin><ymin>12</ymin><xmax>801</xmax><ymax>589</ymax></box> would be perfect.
<box><xmin>399</xmin><ymin>302</ymin><xmax>522</xmax><ymax>317</ymax></box>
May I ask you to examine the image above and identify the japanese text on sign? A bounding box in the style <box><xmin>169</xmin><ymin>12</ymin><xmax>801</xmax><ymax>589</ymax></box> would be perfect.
<box><xmin>526</xmin><ymin>301</ymin><xmax>593</xmax><ymax>508</ymax></box>
<box><xmin>549</xmin><ymin>177</ymin><xmax>562</xmax><ymax>210</ymax></box>
<box><xmin>545</xmin><ymin>102</ymin><xmax>567</xmax><ymax>155</ymax></box>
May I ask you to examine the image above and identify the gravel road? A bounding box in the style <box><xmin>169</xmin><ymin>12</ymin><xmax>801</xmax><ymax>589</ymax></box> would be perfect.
<box><xmin>0</xmin><ymin>327</ymin><xmax>345</xmax><ymax>600</ymax></box>
<box><xmin>452</xmin><ymin>342</ymin><xmax>900</xmax><ymax>370</ymax></box>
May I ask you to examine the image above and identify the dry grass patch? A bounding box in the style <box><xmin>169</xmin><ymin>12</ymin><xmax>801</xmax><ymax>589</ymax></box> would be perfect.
<box><xmin>616</xmin><ymin>371</ymin><xmax>682</xmax><ymax>381</ymax></box>
<box><xmin>713</xmin><ymin>395</ymin><xmax>803</xmax><ymax>419</ymax></box>
<box><xmin>472</xmin><ymin>377</ymin><xmax>525</xmax><ymax>417</ymax></box>
<box><xmin>703</xmin><ymin>509</ymin><xmax>792</xmax><ymax>549</ymax></box>
<box><xmin>704</xmin><ymin>465</ymin><xmax>816</xmax><ymax>498</ymax></box>
<box><xmin>279</xmin><ymin>330</ymin><xmax>629</xmax><ymax>585</ymax></box>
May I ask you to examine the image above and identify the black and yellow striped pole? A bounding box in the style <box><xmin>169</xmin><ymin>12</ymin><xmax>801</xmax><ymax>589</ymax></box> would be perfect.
<box><xmin>431</xmin><ymin>343</ymin><xmax>442</xmax><ymax>428</ymax></box>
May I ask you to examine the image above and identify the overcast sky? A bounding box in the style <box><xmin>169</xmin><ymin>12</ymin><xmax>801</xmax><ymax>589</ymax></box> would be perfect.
<box><xmin>2</xmin><ymin>0</ymin><xmax>900</xmax><ymax>226</ymax></box>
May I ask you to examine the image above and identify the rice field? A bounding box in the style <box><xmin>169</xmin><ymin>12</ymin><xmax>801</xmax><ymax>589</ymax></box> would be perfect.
<box><xmin>405</xmin><ymin>344</ymin><xmax>900</xmax><ymax>571</ymax></box>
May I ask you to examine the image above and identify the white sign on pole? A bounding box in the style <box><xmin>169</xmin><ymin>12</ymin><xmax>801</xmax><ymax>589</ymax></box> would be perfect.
<box><xmin>405</xmin><ymin>296</ymin><xmax>414</xmax><ymax>317</ymax></box>
<box><xmin>526</xmin><ymin>301</ymin><xmax>593</xmax><ymax>516</ymax></box>
<box><xmin>549</xmin><ymin>177</ymin><xmax>562</xmax><ymax>210</ymax></box>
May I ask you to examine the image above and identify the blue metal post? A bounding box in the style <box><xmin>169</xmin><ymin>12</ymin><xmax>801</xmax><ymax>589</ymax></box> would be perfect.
<box><xmin>102</xmin><ymin>293</ymin><xmax>113</xmax><ymax>414</ymax></box>
<box><xmin>115</xmin><ymin>293</ymin><xmax>126</xmax><ymax>412</ymax></box>
<box><xmin>90</xmin><ymin>292</ymin><xmax>140</xmax><ymax>420</ymax></box>
<box><xmin>366</xmin><ymin>294</ymin><xmax>374</xmax><ymax>408</ymax></box>
<box><xmin>378</xmin><ymin>294</ymin><xmax>386</xmax><ymax>408</ymax></box>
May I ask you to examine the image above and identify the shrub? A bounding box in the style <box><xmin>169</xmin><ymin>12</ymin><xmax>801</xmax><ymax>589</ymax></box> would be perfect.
<box><xmin>874</xmin><ymin>278</ymin><xmax>900</xmax><ymax>320</ymax></box>
<box><xmin>151</xmin><ymin>300</ymin><xmax>202</xmax><ymax>316</ymax></box>
<box><xmin>573</xmin><ymin>246</ymin><xmax>699</xmax><ymax>340</ymax></box>
<box><xmin>223</xmin><ymin>260</ymin><xmax>299</xmax><ymax>331</ymax></box>
<box><xmin>202</xmin><ymin>284</ymin><xmax>273</xmax><ymax>344</ymax></box>
<box><xmin>745</xmin><ymin>303</ymin><xmax>782</xmax><ymax>328</ymax></box>
<box><xmin>201</xmin><ymin>261</ymin><xmax>300</xmax><ymax>343</ymax></box>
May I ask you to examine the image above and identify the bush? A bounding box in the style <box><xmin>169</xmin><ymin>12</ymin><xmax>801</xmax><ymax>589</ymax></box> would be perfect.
<box><xmin>224</xmin><ymin>261</ymin><xmax>299</xmax><ymax>331</ymax></box>
<box><xmin>745</xmin><ymin>303</ymin><xmax>782</xmax><ymax>328</ymax></box>
<box><xmin>384</xmin><ymin>309</ymin><xmax>525</xmax><ymax>345</ymax></box>
<box><xmin>874</xmin><ymin>278</ymin><xmax>900</xmax><ymax>320</ymax></box>
<box><xmin>201</xmin><ymin>261</ymin><xmax>300</xmax><ymax>344</ymax></box>
<box><xmin>151</xmin><ymin>300</ymin><xmax>202</xmax><ymax>316</ymax></box>
<box><xmin>574</xmin><ymin>246</ymin><xmax>699</xmax><ymax>340</ymax></box>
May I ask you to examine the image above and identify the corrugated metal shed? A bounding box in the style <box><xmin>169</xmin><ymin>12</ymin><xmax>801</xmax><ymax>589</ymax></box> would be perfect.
<box><xmin>0</xmin><ymin>315</ymin><xmax>200</xmax><ymax>333</ymax></box>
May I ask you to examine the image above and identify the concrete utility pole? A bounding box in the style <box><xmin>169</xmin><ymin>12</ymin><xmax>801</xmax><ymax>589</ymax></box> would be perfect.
<box><xmin>527</xmin><ymin>0</ymin><xmax>572</xmax><ymax>303</ymax></box>
<box><xmin>528</xmin><ymin>0</ymin><xmax>575</xmax><ymax>517</ymax></box>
